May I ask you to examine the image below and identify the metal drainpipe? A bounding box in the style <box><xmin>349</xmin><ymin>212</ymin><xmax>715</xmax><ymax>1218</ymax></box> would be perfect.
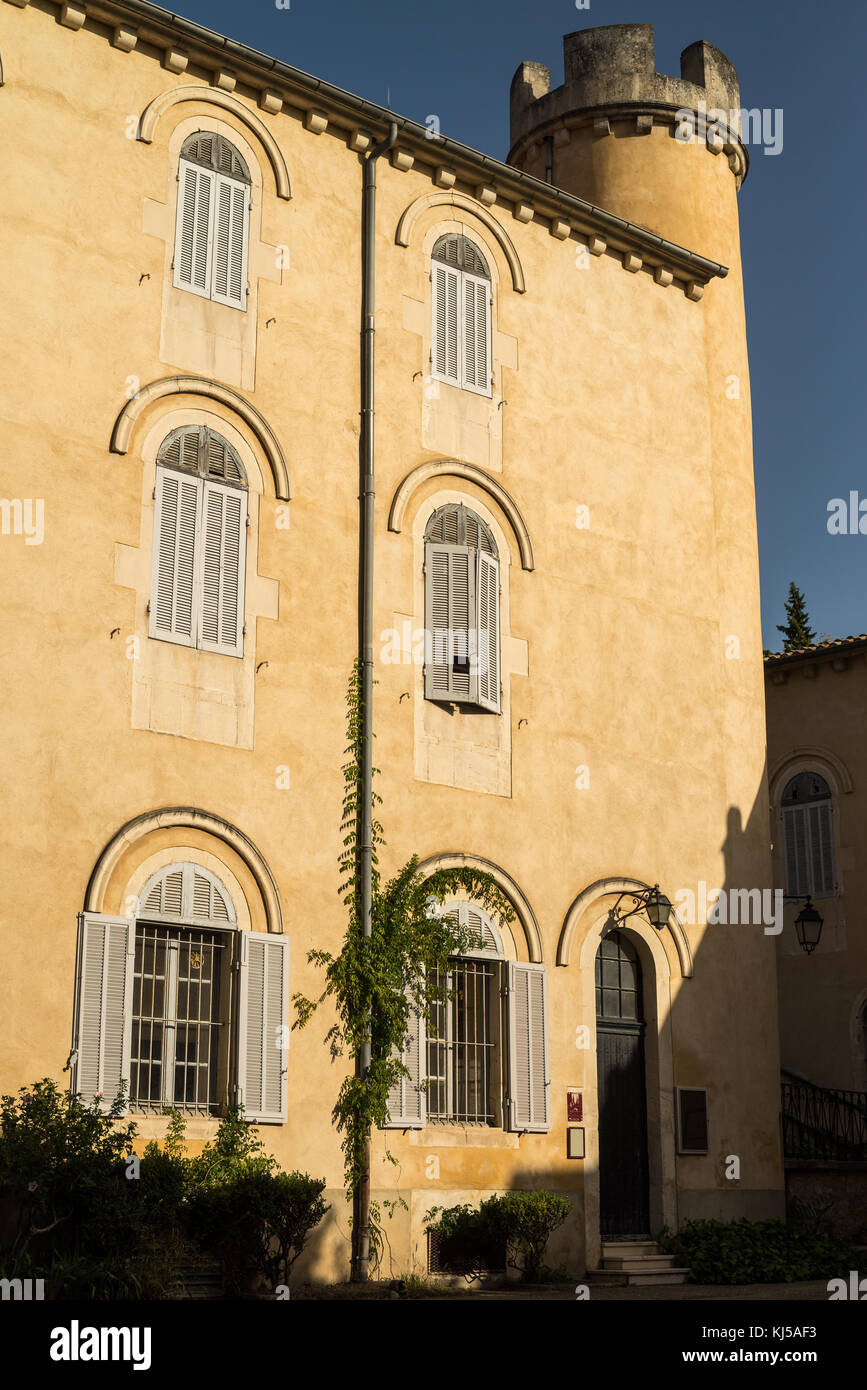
<box><xmin>354</xmin><ymin>118</ymin><xmax>398</xmax><ymax>1284</ymax></box>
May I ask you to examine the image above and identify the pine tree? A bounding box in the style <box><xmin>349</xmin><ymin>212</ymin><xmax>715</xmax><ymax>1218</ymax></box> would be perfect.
<box><xmin>776</xmin><ymin>582</ymin><xmax>817</xmax><ymax>651</ymax></box>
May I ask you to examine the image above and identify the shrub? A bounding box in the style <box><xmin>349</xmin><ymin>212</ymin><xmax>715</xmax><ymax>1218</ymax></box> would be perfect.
<box><xmin>190</xmin><ymin>1169</ymin><xmax>329</xmax><ymax>1292</ymax></box>
<box><xmin>426</xmin><ymin>1202</ymin><xmax>506</xmax><ymax>1280</ymax></box>
<box><xmin>656</xmin><ymin>1218</ymin><xmax>857</xmax><ymax>1284</ymax></box>
<box><xmin>0</xmin><ymin>1079</ymin><xmax>329</xmax><ymax>1298</ymax></box>
<box><xmin>426</xmin><ymin>1190</ymin><xmax>571</xmax><ymax>1283</ymax></box>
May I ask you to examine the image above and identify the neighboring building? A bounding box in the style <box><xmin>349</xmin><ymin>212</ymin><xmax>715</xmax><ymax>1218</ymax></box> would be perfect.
<box><xmin>0</xmin><ymin>7</ymin><xmax>784</xmax><ymax>1281</ymax></box>
<box><xmin>765</xmin><ymin>636</ymin><xmax>867</xmax><ymax>1237</ymax></box>
<box><xmin>765</xmin><ymin>636</ymin><xmax>867</xmax><ymax>1091</ymax></box>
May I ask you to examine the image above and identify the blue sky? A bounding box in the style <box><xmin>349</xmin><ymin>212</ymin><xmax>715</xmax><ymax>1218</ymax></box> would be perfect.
<box><xmin>168</xmin><ymin>0</ymin><xmax>866</xmax><ymax>649</ymax></box>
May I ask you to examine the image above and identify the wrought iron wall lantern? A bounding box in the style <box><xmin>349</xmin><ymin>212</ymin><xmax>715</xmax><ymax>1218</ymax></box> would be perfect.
<box><xmin>784</xmin><ymin>895</ymin><xmax>824</xmax><ymax>956</ymax></box>
<box><xmin>605</xmin><ymin>884</ymin><xmax>673</xmax><ymax>933</ymax></box>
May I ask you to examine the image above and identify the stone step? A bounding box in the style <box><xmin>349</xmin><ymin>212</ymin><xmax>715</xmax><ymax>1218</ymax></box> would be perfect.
<box><xmin>588</xmin><ymin>1266</ymin><xmax>689</xmax><ymax>1287</ymax></box>
<box><xmin>602</xmin><ymin>1255</ymin><xmax>679</xmax><ymax>1272</ymax></box>
<box><xmin>603</xmin><ymin>1251</ymin><xmax>664</xmax><ymax>1262</ymax></box>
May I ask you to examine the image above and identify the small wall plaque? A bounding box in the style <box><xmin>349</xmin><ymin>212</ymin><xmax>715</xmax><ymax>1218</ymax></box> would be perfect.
<box><xmin>566</xmin><ymin>1127</ymin><xmax>585</xmax><ymax>1160</ymax></box>
<box><xmin>567</xmin><ymin>1089</ymin><xmax>583</xmax><ymax>1122</ymax></box>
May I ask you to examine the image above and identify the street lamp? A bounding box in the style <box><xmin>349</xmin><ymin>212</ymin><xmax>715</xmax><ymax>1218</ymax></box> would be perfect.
<box><xmin>607</xmin><ymin>883</ymin><xmax>673</xmax><ymax>932</ymax></box>
<box><xmin>793</xmin><ymin>897</ymin><xmax>824</xmax><ymax>956</ymax></box>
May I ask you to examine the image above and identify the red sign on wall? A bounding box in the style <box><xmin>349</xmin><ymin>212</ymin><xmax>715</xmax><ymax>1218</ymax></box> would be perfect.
<box><xmin>567</xmin><ymin>1090</ymin><xmax>583</xmax><ymax>1122</ymax></box>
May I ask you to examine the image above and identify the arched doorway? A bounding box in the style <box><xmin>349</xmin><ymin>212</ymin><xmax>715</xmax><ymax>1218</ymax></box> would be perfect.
<box><xmin>595</xmin><ymin>930</ymin><xmax>650</xmax><ymax>1237</ymax></box>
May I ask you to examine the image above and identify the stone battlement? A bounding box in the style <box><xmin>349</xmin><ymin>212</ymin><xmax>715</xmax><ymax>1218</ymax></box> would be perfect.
<box><xmin>510</xmin><ymin>23</ymin><xmax>741</xmax><ymax>150</ymax></box>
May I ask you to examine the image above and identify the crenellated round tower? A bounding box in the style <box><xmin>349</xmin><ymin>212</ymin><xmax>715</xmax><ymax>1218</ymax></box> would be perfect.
<box><xmin>511</xmin><ymin>24</ymin><xmax>769</xmax><ymax>930</ymax></box>
<box><xmin>508</xmin><ymin>23</ymin><xmax>748</xmax><ymax>270</ymax></box>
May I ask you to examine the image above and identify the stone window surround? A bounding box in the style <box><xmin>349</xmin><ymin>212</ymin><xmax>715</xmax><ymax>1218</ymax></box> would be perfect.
<box><xmin>393</xmin><ymin>482</ymin><xmax>528</xmax><ymax>799</ymax></box>
<box><xmin>399</xmin><ymin>212</ymin><xmax>519</xmax><ymax>476</ymax></box>
<box><xmin>769</xmin><ymin>751</ymin><xmax>852</xmax><ymax>955</ymax></box>
<box><xmin>141</xmin><ymin>110</ymin><xmax>283</xmax><ymax>390</ymax></box>
<box><xmin>114</xmin><ymin>405</ymin><xmax>280</xmax><ymax>750</ymax></box>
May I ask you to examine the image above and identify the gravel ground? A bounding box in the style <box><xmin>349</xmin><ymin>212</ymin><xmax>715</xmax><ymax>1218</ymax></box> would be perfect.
<box><xmin>290</xmin><ymin>1279</ymin><xmax>833</xmax><ymax>1301</ymax></box>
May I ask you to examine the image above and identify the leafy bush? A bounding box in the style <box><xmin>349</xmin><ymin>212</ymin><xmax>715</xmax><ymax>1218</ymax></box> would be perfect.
<box><xmin>656</xmin><ymin>1218</ymin><xmax>857</xmax><ymax>1284</ymax></box>
<box><xmin>0</xmin><ymin>1078</ymin><xmax>328</xmax><ymax>1298</ymax></box>
<box><xmin>426</xmin><ymin>1202</ymin><xmax>506</xmax><ymax>1280</ymax></box>
<box><xmin>190</xmin><ymin>1169</ymin><xmax>328</xmax><ymax>1292</ymax></box>
<box><xmin>426</xmin><ymin>1190</ymin><xmax>571</xmax><ymax>1283</ymax></box>
<box><xmin>484</xmin><ymin>1191</ymin><xmax>572</xmax><ymax>1281</ymax></box>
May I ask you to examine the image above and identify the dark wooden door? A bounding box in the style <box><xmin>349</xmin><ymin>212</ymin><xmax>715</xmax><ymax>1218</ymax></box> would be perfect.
<box><xmin>595</xmin><ymin>931</ymin><xmax>650</xmax><ymax>1237</ymax></box>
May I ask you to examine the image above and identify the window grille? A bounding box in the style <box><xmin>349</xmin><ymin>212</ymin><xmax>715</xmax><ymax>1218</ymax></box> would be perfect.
<box><xmin>130</xmin><ymin>923</ymin><xmax>229</xmax><ymax>1115</ymax></box>
<box><xmin>426</xmin><ymin>959</ymin><xmax>497</xmax><ymax>1124</ymax></box>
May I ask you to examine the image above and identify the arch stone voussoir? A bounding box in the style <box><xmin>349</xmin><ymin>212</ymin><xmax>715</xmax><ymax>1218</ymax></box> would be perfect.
<box><xmin>416</xmin><ymin>852</ymin><xmax>542</xmax><ymax>962</ymax></box>
<box><xmin>769</xmin><ymin>746</ymin><xmax>854</xmax><ymax>801</ymax></box>
<box><xmin>558</xmin><ymin>876</ymin><xmax>693</xmax><ymax>978</ymax></box>
<box><xmin>396</xmin><ymin>191</ymin><xmax>526</xmax><ymax>293</ymax></box>
<box><xmin>110</xmin><ymin>376</ymin><xmax>291</xmax><ymax>500</ymax></box>
<box><xmin>84</xmin><ymin>807</ymin><xmax>284</xmax><ymax>934</ymax></box>
<box><xmin>389</xmin><ymin>459</ymin><xmax>534</xmax><ymax>571</ymax></box>
<box><xmin>137</xmin><ymin>84</ymin><xmax>291</xmax><ymax>199</ymax></box>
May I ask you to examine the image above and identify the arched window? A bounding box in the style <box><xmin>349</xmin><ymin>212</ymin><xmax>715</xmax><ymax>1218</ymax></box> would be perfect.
<box><xmin>781</xmin><ymin>771</ymin><xmax>836</xmax><ymax>898</ymax></box>
<box><xmin>174</xmin><ymin>131</ymin><xmax>251</xmax><ymax>309</ymax></box>
<box><xmin>72</xmin><ymin>860</ymin><xmax>290</xmax><ymax>1122</ymax></box>
<box><xmin>150</xmin><ymin>426</ymin><xmax>247</xmax><ymax>657</ymax></box>
<box><xmin>130</xmin><ymin>864</ymin><xmax>236</xmax><ymax>1113</ymax></box>
<box><xmin>424</xmin><ymin>502</ymin><xmax>500</xmax><ymax>712</ymax></box>
<box><xmin>384</xmin><ymin>900</ymin><xmax>549</xmax><ymax>1133</ymax></box>
<box><xmin>431</xmin><ymin>233</ymin><xmax>491</xmax><ymax>396</ymax></box>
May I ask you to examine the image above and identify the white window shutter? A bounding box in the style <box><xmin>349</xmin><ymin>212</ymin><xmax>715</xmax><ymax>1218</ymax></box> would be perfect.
<box><xmin>211</xmin><ymin>174</ymin><xmax>249</xmax><ymax>311</ymax></box>
<box><xmin>506</xmin><ymin>962</ymin><xmax>550</xmax><ymax>1132</ymax></box>
<box><xmin>150</xmin><ymin>468</ymin><xmax>200</xmax><ymax>646</ymax></box>
<box><xmin>384</xmin><ymin>1000</ymin><xmax>426</xmax><ymax>1128</ymax></box>
<box><xmin>173</xmin><ymin>159</ymin><xmax>214</xmax><ymax>298</ymax></box>
<box><xmin>424</xmin><ymin>541</ymin><xmax>474</xmax><ymax>702</ymax></box>
<box><xmin>476</xmin><ymin>551</ymin><xmax>500</xmax><ymax>712</ymax></box>
<box><xmin>197</xmin><ymin>481</ymin><xmax>247</xmax><ymax>656</ymax></box>
<box><xmin>236</xmin><ymin>932</ymin><xmax>290</xmax><ymax>1124</ymax></box>
<box><xmin>462</xmin><ymin>271</ymin><xmax>491</xmax><ymax>395</ymax></box>
<box><xmin>783</xmin><ymin>806</ymin><xmax>809</xmax><ymax>897</ymax></box>
<box><xmin>432</xmin><ymin>262</ymin><xmax>460</xmax><ymax>385</ymax></box>
<box><xmin>71</xmin><ymin>914</ymin><xmax>135</xmax><ymax>1116</ymax></box>
<box><xmin>809</xmin><ymin>802</ymin><xmax>835</xmax><ymax>895</ymax></box>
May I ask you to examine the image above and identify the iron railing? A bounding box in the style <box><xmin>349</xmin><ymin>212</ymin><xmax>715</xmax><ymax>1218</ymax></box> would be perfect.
<box><xmin>781</xmin><ymin>1082</ymin><xmax>867</xmax><ymax>1161</ymax></box>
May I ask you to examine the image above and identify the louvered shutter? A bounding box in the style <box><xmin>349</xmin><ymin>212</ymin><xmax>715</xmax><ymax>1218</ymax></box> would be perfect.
<box><xmin>150</xmin><ymin>469</ymin><xmax>201</xmax><ymax>646</ymax></box>
<box><xmin>808</xmin><ymin>802</ymin><xmax>834</xmax><ymax>895</ymax></box>
<box><xmin>174</xmin><ymin>159</ymin><xmax>214</xmax><ymax>298</ymax></box>
<box><xmin>783</xmin><ymin>806</ymin><xmax>809</xmax><ymax>897</ymax></box>
<box><xmin>462</xmin><ymin>271</ymin><xmax>491</xmax><ymax>395</ymax></box>
<box><xmin>424</xmin><ymin>542</ymin><xmax>474</xmax><ymax>702</ymax></box>
<box><xmin>506</xmin><ymin>962</ymin><xmax>550</xmax><ymax>1132</ymax></box>
<box><xmin>384</xmin><ymin>998</ymin><xmax>426</xmax><ymax>1128</ymax></box>
<box><xmin>432</xmin><ymin>262</ymin><xmax>460</xmax><ymax>385</ymax></box>
<box><xmin>71</xmin><ymin>914</ymin><xmax>135</xmax><ymax>1116</ymax></box>
<box><xmin>197</xmin><ymin>481</ymin><xmax>246</xmax><ymax>656</ymax></box>
<box><xmin>211</xmin><ymin>174</ymin><xmax>249</xmax><ymax>311</ymax></box>
<box><xmin>236</xmin><ymin>932</ymin><xmax>290</xmax><ymax>1124</ymax></box>
<box><xmin>476</xmin><ymin>551</ymin><xmax>500</xmax><ymax>712</ymax></box>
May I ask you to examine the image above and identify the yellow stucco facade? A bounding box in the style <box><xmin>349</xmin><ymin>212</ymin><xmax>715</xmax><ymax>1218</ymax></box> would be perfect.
<box><xmin>0</xmin><ymin>7</ymin><xmax>784</xmax><ymax>1280</ymax></box>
